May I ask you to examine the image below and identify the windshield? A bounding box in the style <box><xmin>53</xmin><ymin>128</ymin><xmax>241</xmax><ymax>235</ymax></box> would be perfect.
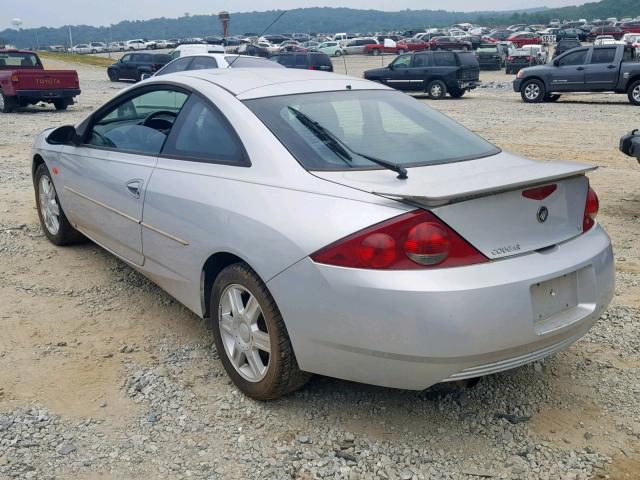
<box><xmin>0</xmin><ymin>52</ymin><xmax>40</xmax><ymax>68</ymax></box>
<box><xmin>244</xmin><ymin>90</ymin><xmax>499</xmax><ymax>171</ymax></box>
<box><xmin>477</xmin><ymin>46</ymin><xmax>498</xmax><ymax>53</ymax></box>
<box><xmin>225</xmin><ymin>56</ymin><xmax>283</xmax><ymax>68</ymax></box>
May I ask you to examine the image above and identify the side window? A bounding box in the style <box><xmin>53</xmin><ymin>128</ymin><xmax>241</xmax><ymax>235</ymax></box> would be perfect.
<box><xmin>189</xmin><ymin>56</ymin><xmax>218</xmax><ymax>70</ymax></box>
<box><xmin>558</xmin><ymin>49</ymin><xmax>588</xmax><ymax>66</ymax></box>
<box><xmin>295</xmin><ymin>55</ymin><xmax>308</xmax><ymax>67</ymax></box>
<box><xmin>157</xmin><ymin>57</ymin><xmax>192</xmax><ymax>76</ymax></box>
<box><xmin>433</xmin><ymin>52</ymin><xmax>456</xmax><ymax>67</ymax></box>
<box><xmin>87</xmin><ymin>89</ymin><xmax>189</xmax><ymax>155</ymax></box>
<box><xmin>393</xmin><ymin>54</ymin><xmax>412</xmax><ymax>68</ymax></box>
<box><xmin>413</xmin><ymin>53</ymin><xmax>431</xmax><ymax>67</ymax></box>
<box><xmin>121</xmin><ymin>54</ymin><xmax>132</xmax><ymax>63</ymax></box>
<box><xmin>590</xmin><ymin>48</ymin><xmax>616</xmax><ymax>64</ymax></box>
<box><xmin>162</xmin><ymin>95</ymin><xmax>247</xmax><ymax>165</ymax></box>
<box><xmin>274</xmin><ymin>55</ymin><xmax>294</xmax><ymax>66</ymax></box>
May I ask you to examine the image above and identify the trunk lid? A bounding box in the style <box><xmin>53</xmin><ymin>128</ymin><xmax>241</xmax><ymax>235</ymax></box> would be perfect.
<box><xmin>313</xmin><ymin>151</ymin><xmax>595</xmax><ymax>259</ymax></box>
<box><xmin>13</xmin><ymin>69</ymin><xmax>79</xmax><ymax>91</ymax></box>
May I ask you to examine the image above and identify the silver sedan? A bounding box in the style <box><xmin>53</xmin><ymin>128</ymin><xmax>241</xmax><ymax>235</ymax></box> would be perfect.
<box><xmin>31</xmin><ymin>69</ymin><xmax>614</xmax><ymax>400</ymax></box>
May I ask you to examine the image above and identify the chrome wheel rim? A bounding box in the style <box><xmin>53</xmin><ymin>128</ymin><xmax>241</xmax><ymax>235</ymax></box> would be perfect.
<box><xmin>218</xmin><ymin>284</ymin><xmax>271</xmax><ymax>382</ymax></box>
<box><xmin>633</xmin><ymin>85</ymin><xmax>640</xmax><ymax>103</ymax></box>
<box><xmin>0</xmin><ymin>94</ymin><xmax>4</xmax><ymax>110</ymax></box>
<box><xmin>431</xmin><ymin>84</ymin><xmax>442</xmax><ymax>97</ymax></box>
<box><xmin>39</xmin><ymin>175</ymin><xmax>60</xmax><ymax>235</ymax></box>
<box><xmin>524</xmin><ymin>83</ymin><xmax>540</xmax><ymax>100</ymax></box>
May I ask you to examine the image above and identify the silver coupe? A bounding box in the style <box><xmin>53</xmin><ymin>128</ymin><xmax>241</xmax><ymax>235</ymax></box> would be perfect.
<box><xmin>32</xmin><ymin>69</ymin><xmax>614</xmax><ymax>399</ymax></box>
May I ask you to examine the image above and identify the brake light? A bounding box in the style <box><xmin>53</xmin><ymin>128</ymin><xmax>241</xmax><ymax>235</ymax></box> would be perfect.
<box><xmin>582</xmin><ymin>186</ymin><xmax>599</xmax><ymax>232</ymax></box>
<box><xmin>522</xmin><ymin>184</ymin><xmax>557</xmax><ymax>200</ymax></box>
<box><xmin>11</xmin><ymin>73</ymin><xmax>19</xmax><ymax>83</ymax></box>
<box><xmin>311</xmin><ymin>210</ymin><xmax>487</xmax><ymax>270</ymax></box>
<box><xmin>308</xmin><ymin>65</ymin><xmax>316</xmax><ymax>70</ymax></box>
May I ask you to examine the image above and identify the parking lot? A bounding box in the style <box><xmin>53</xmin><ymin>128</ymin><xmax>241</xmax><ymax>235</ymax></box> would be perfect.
<box><xmin>1</xmin><ymin>54</ymin><xmax>639</xmax><ymax>480</ymax></box>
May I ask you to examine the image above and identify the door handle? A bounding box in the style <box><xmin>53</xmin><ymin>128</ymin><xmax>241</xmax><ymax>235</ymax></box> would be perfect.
<box><xmin>576</xmin><ymin>66</ymin><xmax>585</xmax><ymax>71</ymax></box>
<box><xmin>126</xmin><ymin>180</ymin><xmax>143</xmax><ymax>198</ymax></box>
<box><xmin>607</xmin><ymin>65</ymin><xmax>616</xmax><ymax>69</ymax></box>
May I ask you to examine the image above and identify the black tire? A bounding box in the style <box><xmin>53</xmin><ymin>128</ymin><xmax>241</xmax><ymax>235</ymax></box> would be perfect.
<box><xmin>34</xmin><ymin>163</ymin><xmax>85</xmax><ymax>246</ymax></box>
<box><xmin>107</xmin><ymin>69</ymin><xmax>119</xmax><ymax>82</ymax></box>
<box><xmin>210</xmin><ymin>263</ymin><xmax>311</xmax><ymax>400</ymax></box>
<box><xmin>427</xmin><ymin>80</ymin><xmax>447</xmax><ymax>100</ymax></box>
<box><xmin>628</xmin><ymin>80</ymin><xmax>640</xmax><ymax>106</ymax></box>
<box><xmin>335</xmin><ymin>50</ymin><xmax>342</xmax><ymax>57</ymax></box>
<box><xmin>505</xmin><ymin>68</ymin><xmax>511</xmax><ymax>75</ymax></box>
<box><xmin>449</xmin><ymin>88</ymin><xmax>466</xmax><ymax>99</ymax></box>
<box><xmin>0</xmin><ymin>90</ymin><xmax>16</xmax><ymax>113</ymax></box>
<box><xmin>53</xmin><ymin>100</ymin><xmax>68</xmax><ymax>111</ymax></box>
<box><xmin>544</xmin><ymin>94</ymin><xmax>561</xmax><ymax>103</ymax></box>
<box><xmin>371</xmin><ymin>49</ymin><xmax>380</xmax><ymax>56</ymax></box>
<box><xmin>520</xmin><ymin>79</ymin><xmax>546</xmax><ymax>103</ymax></box>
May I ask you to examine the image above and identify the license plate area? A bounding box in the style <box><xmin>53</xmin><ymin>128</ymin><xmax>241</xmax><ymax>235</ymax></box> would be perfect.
<box><xmin>531</xmin><ymin>271</ymin><xmax>578</xmax><ymax>324</ymax></box>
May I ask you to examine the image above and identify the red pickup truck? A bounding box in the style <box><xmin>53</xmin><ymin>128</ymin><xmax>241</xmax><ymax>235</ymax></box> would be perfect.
<box><xmin>0</xmin><ymin>50</ymin><xmax>80</xmax><ymax>113</ymax></box>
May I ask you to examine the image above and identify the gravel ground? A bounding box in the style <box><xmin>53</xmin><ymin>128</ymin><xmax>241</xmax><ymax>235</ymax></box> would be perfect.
<box><xmin>1</xmin><ymin>56</ymin><xmax>639</xmax><ymax>480</ymax></box>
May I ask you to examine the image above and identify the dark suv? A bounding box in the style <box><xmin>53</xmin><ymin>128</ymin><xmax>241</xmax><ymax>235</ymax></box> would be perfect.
<box><xmin>268</xmin><ymin>52</ymin><xmax>333</xmax><ymax>72</ymax></box>
<box><xmin>364</xmin><ymin>51</ymin><xmax>480</xmax><ymax>99</ymax></box>
<box><xmin>107</xmin><ymin>53</ymin><xmax>171</xmax><ymax>82</ymax></box>
<box><xmin>553</xmin><ymin>38</ymin><xmax>582</xmax><ymax>58</ymax></box>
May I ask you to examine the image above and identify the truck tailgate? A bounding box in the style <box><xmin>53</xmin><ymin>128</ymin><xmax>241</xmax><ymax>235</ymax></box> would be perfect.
<box><xmin>14</xmin><ymin>70</ymin><xmax>79</xmax><ymax>90</ymax></box>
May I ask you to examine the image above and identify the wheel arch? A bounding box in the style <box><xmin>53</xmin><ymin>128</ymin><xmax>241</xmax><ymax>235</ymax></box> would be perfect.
<box><xmin>521</xmin><ymin>76</ymin><xmax>547</xmax><ymax>90</ymax></box>
<box><xmin>625</xmin><ymin>74</ymin><xmax>640</xmax><ymax>91</ymax></box>
<box><xmin>201</xmin><ymin>251</ymin><xmax>256</xmax><ymax>319</ymax></box>
<box><xmin>32</xmin><ymin>154</ymin><xmax>46</xmax><ymax>183</ymax></box>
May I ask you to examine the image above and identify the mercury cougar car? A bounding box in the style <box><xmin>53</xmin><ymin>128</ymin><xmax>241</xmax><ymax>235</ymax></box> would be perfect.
<box><xmin>32</xmin><ymin>69</ymin><xmax>614</xmax><ymax>400</ymax></box>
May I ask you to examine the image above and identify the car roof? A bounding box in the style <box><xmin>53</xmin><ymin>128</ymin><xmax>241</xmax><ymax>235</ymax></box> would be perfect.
<box><xmin>157</xmin><ymin>68</ymin><xmax>388</xmax><ymax>100</ymax></box>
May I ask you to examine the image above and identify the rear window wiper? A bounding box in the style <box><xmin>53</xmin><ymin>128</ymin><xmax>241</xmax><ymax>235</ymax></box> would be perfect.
<box><xmin>287</xmin><ymin>106</ymin><xmax>408</xmax><ymax>180</ymax></box>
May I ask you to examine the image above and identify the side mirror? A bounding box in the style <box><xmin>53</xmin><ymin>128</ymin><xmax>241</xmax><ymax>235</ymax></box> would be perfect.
<box><xmin>620</xmin><ymin>130</ymin><xmax>640</xmax><ymax>160</ymax></box>
<box><xmin>140</xmin><ymin>73</ymin><xmax>151</xmax><ymax>80</ymax></box>
<box><xmin>553</xmin><ymin>59</ymin><xmax>560</xmax><ymax>66</ymax></box>
<box><xmin>388</xmin><ymin>63</ymin><xmax>395</xmax><ymax>70</ymax></box>
<box><xmin>46</xmin><ymin>125</ymin><xmax>82</xmax><ymax>146</ymax></box>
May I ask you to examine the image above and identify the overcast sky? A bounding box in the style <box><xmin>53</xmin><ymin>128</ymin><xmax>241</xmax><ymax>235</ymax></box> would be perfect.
<box><xmin>1</xmin><ymin>0</ymin><xmax>585</xmax><ymax>29</ymax></box>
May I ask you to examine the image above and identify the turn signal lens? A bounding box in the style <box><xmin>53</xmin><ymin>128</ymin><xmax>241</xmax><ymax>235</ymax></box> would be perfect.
<box><xmin>311</xmin><ymin>210</ymin><xmax>487</xmax><ymax>270</ymax></box>
<box><xmin>583</xmin><ymin>186</ymin><xmax>599</xmax><ymax>232</ymax></box>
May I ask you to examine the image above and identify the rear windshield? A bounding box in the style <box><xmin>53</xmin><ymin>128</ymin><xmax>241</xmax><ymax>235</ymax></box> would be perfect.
<box><xmin>456</xmin><ymin>52</ymin><xmax>479</xmax><ymax>66</ymax></box>
<box><xmin>477</xmin><ymin>46</ymin><xmax>499</xmax><ymax>53</ymax></box>
<box><xmin>0</xmin><ymin>52</ymin><xmax>40</xmax><ymax>68</ymax></box>
<box><xmin>244</xmin><ymin>90</ymin><xmax>499</xmax><ymax>171</ymax></box>
<box><xmin>225</xmin><ymin>56</ymin><xmax>283</xmax><ymax>68</ymax></box>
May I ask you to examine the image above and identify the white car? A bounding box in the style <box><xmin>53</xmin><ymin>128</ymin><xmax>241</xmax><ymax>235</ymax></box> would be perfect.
<box><xmin>448</xmin><ymin>29</ymin><xmax>467</xmax><ymax>37</ymax></box>
<box><xmin>169</xmin><ymin>43</ymin><xmax>226</xmax><ymax>60</ymax></box>
<box><xmin>594</xmin><ymin>35</ymin><xmax>625</xmax><ymax>45</ymax></box>
<box><xmin>148</xmin><ymin>53</ymin><xmax>283</xmax><ymax>79</ymax></box>
<box><xmin>71</xmin><ymin>44</ymin><xmax>92</xmax><ymax>54</ymax></box>
<box><xmin>153</xmin><ymin>40</ymin><xmax>169</xmax><ymax>49</ymax></box>
<box><xmin>520</xmin><ymin>44</ymin><xmax>549</xmax><ymax>64</ymax></box>
<box><xmin>125</xmin><ymin>39</ymin><xmax>147</xmax><ymax>50</ymax></box>
<box><xmin>89</xmin><ymin>42</ymin><xmax>107</xmax><ymax>53</ymax></box>
<box><xmin>107</xmin><ymin>42</ymin><xmax>124</xmax><ymax>52</ymax></box>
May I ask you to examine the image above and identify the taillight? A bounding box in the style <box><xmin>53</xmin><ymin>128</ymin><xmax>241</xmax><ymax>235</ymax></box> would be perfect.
<box><xmin>308</xmin><ymin>65</ymin><xmax>316</xmax><ymax>70</ymax></box>
<box><xmin>583</xmin><ymin>186</ymin><xmax>599</xmax><ymax>232</ymax></box>
<box><xmin>11</xmin><ymin>73</ymin><xmax>19</xmax><ymax>83</ymax></box>
<box><xmin>507</xmin><ymin>56</ymin><xmax>514</xmax><ymax>61</ymax></box>
<box><xmin>311</xmin><ymin>210</ymin><xmax>487</xmax><ymax>270</ymax></box>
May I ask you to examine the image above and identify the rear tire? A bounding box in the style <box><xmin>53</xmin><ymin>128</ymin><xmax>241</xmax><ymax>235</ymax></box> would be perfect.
<box><xmin>335</xmin><ymin>50</ymin><xmax>342</xmax><ymax>57</ymax></box>
<box><xmin>34</xmin><ymin>164</ymin><xmax>85</xmax><ymax>246</ymax></box>
<box><xmin>53</xmin><ymin>100</ymin><xmax>68</xmax><ymax>111</ymax></box>
<box><xmin>371</xmin><ymin>49</ymin><xmax>380</xmax><ymax>56</ymax></box>
<box><xmin>449</xmin><ymin>88</ymin><xmax>466</xmax><ymax>99</ymax></box>
<box><xmin>520</xmin><ymin>79</ymin><xmax>545</xmax><ymax>103</ymax></box>
<box><xmin>0</xmin><ymin>91</ymin><xmax>16</xmax><ymax>113</ymax></box>
<box><xmin>628</xmin><ymin>80</ymin><xmax>640</xmax><ymax>106</ymax></box>
<box><xmin>427</xmin><ymin>80</ymin><xmax>447</xmax><ymax>100</ymax></box>
<box><xmin>210</xmin><ymin>263</ymin><xmax>311</xmax><ymax>400</ymax></box>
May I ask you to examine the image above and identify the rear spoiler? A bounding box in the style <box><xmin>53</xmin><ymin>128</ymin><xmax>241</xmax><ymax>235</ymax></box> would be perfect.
<box><xmin>373</xmin><ymin>161</ymin><xmax>597</xmax><ymax>207</ymax></box>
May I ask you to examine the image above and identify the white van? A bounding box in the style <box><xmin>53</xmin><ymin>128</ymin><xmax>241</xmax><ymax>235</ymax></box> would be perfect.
<box><xmin>170</xmin><ymin>44</ymin><xmax>225</xmax><ymax>60</ymax></box>
<box><xmin>333</xmin><ymin>33</ymin><xmax>348</xmax><ymax>43</ymax></box>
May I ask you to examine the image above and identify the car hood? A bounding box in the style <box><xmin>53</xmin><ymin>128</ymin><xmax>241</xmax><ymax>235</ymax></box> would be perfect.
<box><xmin>312</xmin><ymin>150</ymin><xmax>596</xmax><ymax>206</ymax></box>
<box><xmin>363</xmin><ymin>67</ymin><xmax>389</xmax><ymax>77</ymax></box>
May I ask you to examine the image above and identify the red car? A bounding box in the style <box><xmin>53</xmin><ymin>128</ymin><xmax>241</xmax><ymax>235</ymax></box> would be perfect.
<box><xmin>363</xmin><ymin>39</ymin><xmax>427</xmax><ymax>56</ymax></box>
<box><xmin>621</xmin><ymin>21</ymin><xmax>640</xmax><ymax>34</ymax></box>
<box><xmin>507</xmin><ymin>33</ymin><xmax>543</xmax><ymax>48</ymax></box>
<box><xmin>0</xmin><ymin>50</ymin><xmax>80</xmax><ymax>113</ymax></box>
<box><xmin>427</xmin><ymin>36</ymin><xmax>473</xmax><ymax>51</ymax></box>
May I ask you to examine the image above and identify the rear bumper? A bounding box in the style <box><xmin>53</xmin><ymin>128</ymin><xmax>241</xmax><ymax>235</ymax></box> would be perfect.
<box><xmin>458</xmin><ymin>80</ymin><xmax>480</xmax><ymax>90</ymax></box>
<box><xmin>267</xmin><ymin>225</ymin><xmax>614</xmax><ymax>390</ymax></box>
<box><xmin>16</xmin><ymin>89</ymin><xmax>80</xmax><ymax>101</ymax></box>
<box><xmin>478</xmin><ymin>59</ymin><xmax>501</xmax><ymax>69</ymax></box>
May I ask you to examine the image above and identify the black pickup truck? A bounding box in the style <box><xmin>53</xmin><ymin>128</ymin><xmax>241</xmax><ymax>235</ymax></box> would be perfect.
<box><xmin>513</xmin><ymin>44</ymin><xmax>640</xmax><ymax>105</ymax></box>
<box><xmin>363</xmin><ymin>50</ymin><xmax>480</xmax><ymax>99</ymax></box>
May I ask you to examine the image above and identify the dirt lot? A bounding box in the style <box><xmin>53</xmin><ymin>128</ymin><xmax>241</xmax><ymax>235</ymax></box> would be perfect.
<box><xmin>1</xmin><ymin>55</ymin><xmax>639</xmax><ymax>480</ymax></box>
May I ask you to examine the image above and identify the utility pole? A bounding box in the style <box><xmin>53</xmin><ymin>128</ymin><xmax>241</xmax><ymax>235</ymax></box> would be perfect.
<box><xmin>35</xmin><ymin>30</ymin><xmax>40</xmax><ymax>50</ymax></box>
<box><xmin>68</xmin><ymin>25</ymin><xmax>73</xmax><ymax>52</ymax></box>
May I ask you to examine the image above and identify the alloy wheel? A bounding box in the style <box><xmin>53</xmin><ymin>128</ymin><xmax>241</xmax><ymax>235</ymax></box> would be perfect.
<box><xmin>39</xmin><ymin>175</ymin><xmax>60</xmax><ymax>235</ymax></box>
<box><xmin>218</xmin><ymin>284</ymin><xmax>271</xmax><ymax>382</ymax></box>
<box><xmin>524</xmin><ymin>83</ymin><xmax>540</xmax><ymax>100</ymax></box>
<box><xmin>431</xmin><ymin>84</ymin><xmax>442</xmax><ymax>97</ymax></box>
<box><xmin>0</xmin><ymin>94</ymin><xmax>4</xmax><ymax>110</ymax></box>
<box><xmin>633</xmin><ymin>85</ymin><xmax>640</xmax><ymax>103</ymax></box>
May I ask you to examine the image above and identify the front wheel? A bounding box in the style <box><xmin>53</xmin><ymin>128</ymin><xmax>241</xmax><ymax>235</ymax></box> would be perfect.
<box><xmin>628</xmin><ymin>80</ymin><xmax>640</xmax><ymax>106</ymax></box>
<box><xmin>107</xmin><ymin>69</ymin><xmax>119</xmax><ymax>82</ymax></box>
<box><xmin>334</xmin><ymin>50</ymin><xmax>342</xmax><ymax>57</ymax></box>
<box><xmin>34</xmin><ymin>164</ymin><xmax>85</xmax><ymax>246</ymax></box>
<box><xmin>210</xmin><ymin>263</ymin><xmax>311</xmax><ymax>400</ymax></box>
<box><xmin>427</xmin><ymin>80</ymin><xmax>447</xmax><ymax>100</ymax></box>
<box><xmin>371</xmin><ymin>49</ymin><xmax>380</xmax><ymax>56</ymax></box>
<box><xmin>521</xmin><ymin>79</ymin><xmax>545</xmax><ymax>103</ymax></box>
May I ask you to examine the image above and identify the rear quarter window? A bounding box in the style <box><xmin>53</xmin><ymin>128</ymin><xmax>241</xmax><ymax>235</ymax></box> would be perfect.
<box><xmin>432</xmin><ymin>52</ymin><xmax>456</xmax><ymax>66</ymax></box>
<box><xmin>456</xmin><ymin>52</ymin><xmax>479</xmax><ymax>66</ymax></box>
